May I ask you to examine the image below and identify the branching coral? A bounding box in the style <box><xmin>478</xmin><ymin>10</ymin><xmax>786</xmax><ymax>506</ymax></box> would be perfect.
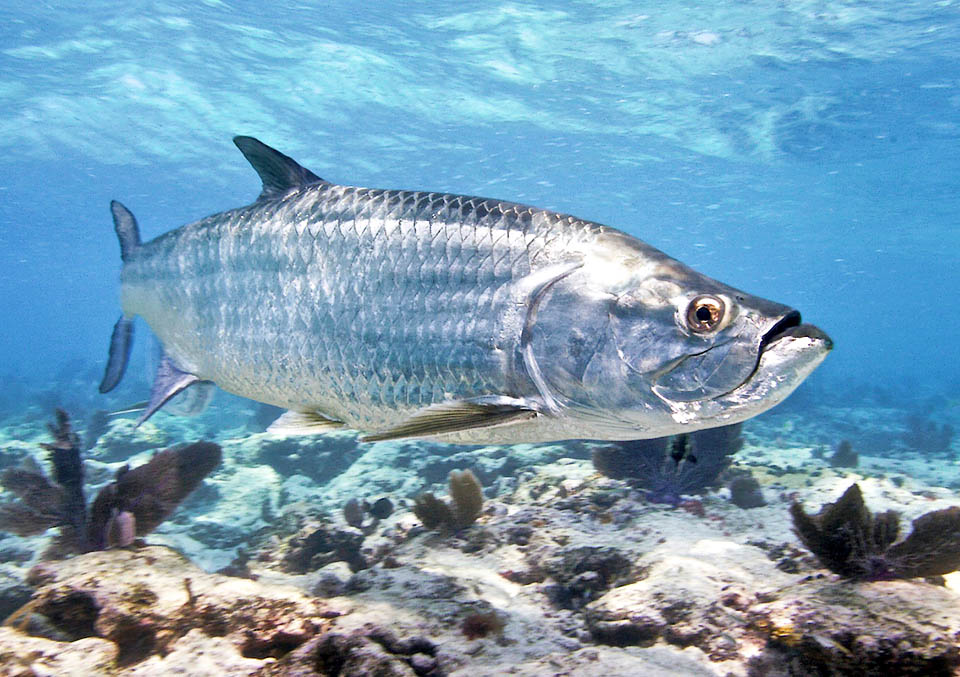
<box><xmin>592</xmin><ymin>423</ymin><xmax>743</xmax><ymax>504</ymax></box>
<box><xmin>0</xmin><ymin>410</ymin><xmax>86</xmax><ymax>549</ymax></box>
<box><xmin>791</xmin><ymin>483</ymin><xmax>960</xmax><ymax>580</ymax></box>
<box><xmin>413</xmin><ymin>469</ymin><xmax>484</xmax><ymax>531</ymax></box>
<box><xmin>0</xmin><ymin>409</ymin><xmax>221</xmax><ymax>556</ymax></box>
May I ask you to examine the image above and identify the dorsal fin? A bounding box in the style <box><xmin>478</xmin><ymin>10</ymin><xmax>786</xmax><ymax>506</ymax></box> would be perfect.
<box><xmin>233</xmin><ymin>136</ymin><xmax>325</xmax><ymax>201</ymax></box>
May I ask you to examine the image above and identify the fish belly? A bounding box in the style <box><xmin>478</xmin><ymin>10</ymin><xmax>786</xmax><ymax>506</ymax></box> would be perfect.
<box><xmin>121</xmin><ymin>184</ymin><xmax>592</xmax><ymax>431</ymax></box>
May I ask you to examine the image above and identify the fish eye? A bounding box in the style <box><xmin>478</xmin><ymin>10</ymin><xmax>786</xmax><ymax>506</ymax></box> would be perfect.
<box><xmin>686</xmin><ymin>295</ymin><xmax>725</xmax><ymax>333</ymax></box>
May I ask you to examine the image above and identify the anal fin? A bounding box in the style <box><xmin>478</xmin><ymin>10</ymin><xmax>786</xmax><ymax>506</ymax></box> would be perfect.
<box><xmin>360</xmin><ymin>397</ymin><xmax>539</xmax><ymax>443</ymax></box>
<box><xmin>136</xmin><ymin>356</ymin><xmax>203</xmax><ymax>427</ymax></box>
<box><xmin>267</xmin><ymin>410</ymin><xmax>345</xmax><ymax>436</ymax></box>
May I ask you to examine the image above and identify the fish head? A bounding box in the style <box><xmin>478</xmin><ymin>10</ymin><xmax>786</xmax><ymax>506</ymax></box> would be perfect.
<box><xmin>531</xmin><ymin>232</ymin><xmax>832</xmax><ymax>437</ymax></box>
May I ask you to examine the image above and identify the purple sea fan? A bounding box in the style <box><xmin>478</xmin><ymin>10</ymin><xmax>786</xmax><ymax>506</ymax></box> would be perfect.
<box><xmin>86</xmin><ymin>441</ymin><xmax>222</xmax><ymax>550</ymax></box>
<box><xmin>592</xmin><ymin>423</ymin><xmax>743</xmax><ymax>505</ymax></box>
<box><xmin>0</xmin><ymin>411</ymin><xmax>222</xmax><ymax>555</ymax></box>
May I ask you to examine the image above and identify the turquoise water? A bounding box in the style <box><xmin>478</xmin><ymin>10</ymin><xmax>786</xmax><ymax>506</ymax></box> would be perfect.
<box><xmin>1</xmin><ymin>1</ymin><xmax>958</xmax><ymax>411</ymax></box>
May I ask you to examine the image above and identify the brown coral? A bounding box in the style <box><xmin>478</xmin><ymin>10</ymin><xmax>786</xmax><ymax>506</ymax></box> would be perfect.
<box><xmin>791</xmin><ymin>483</ymin><xmax>960</xmax><ymax>580</ymax></box>
<box><xmin>412</xmin><ymin>469</ymin><xmax>484</xmax><ymax>532</ymax></box>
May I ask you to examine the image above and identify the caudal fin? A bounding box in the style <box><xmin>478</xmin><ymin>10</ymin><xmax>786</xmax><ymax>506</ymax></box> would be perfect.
<box><xmin>99</xmin><ymin>201</ymin><xmax>141</xmax><ymax>393</ymax></box>
<box><xmin>99</xmin><ymin>316</ymin><xmax>133</xmax><ymax>393</ymax></box>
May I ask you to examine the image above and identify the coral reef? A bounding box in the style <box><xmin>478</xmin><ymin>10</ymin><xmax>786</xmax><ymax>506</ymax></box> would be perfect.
<box><xmin>413</xmin><ymin>469</ymin><xmax>484</xmax><ymax>532</ymax></box>
<box><xmin>369</xmin><ymin>497</ymin><xmax>394</xmax><ymax>519</ymax></box>
<box><xmin>261</xmin><ymin>628</ymin><xmax>443</xmax><ymax>676</ymax></box>
<box><xmin>90</xmin><ymin>419</ymin><xmax>169</xmax><ymax>462</ymax></box>
<box><xmin>342</xmin><ymin>496</ymin><xmax>394</xmax><ymax>530</ymax></box>
<box><xmin>460</xmin><ymin>611</ymin><xmax>504</xmax><ymax>640</ymax></box>
<box><xmin>592</xmin><ymin>424</ymin><xmax>743</xmax><ymax>504</ymax></box>
<box><xmin>244</xmin><ymin>431</ymin><xmax>357</xmax><ymax>483</ymax></box>
<box><xmin>0</xmin><ymin>410</ymin><xmax>221</xmax><ymax>556</ymax></box>
<box><xmin>86</xmin><ymin>439</ymin><xmax>223</xmax><ymax>551</ymax></box>
<box><xmin>2</xmin><ymin>445</ymin><xmax>960</xmax><ymax>676</ymax></box>
<box><xmin>539</xmin><ymin>546</ymin><xmax>637</xmax><ymax>610</ymax></box>
<box><xmin>83</xmin><ymin>410</ymin><xmax>112</xmax><ymax>452</ymax></box>
<box><xmin>0</xmin><ymin>626</ymin><xmax>118</xmax><ymax>675</ymax></box>
<box><xmin>748</xmin><ymin>579</ymin><xmax>960</xmax><ymax>675</ymax></box>
<box><xmin>4</xmin><ymin>546</ymin><xmax>331</xmax><ymax>672</ymax></box>
<box><xmin>342</xmin><ymin>497</ymin><xmax>366</xmax><ymax>529</ymax></box>
<box><xmin>0</xmin><ymin>410</ymin><xmax>89</xmax><ymax>554</ymax></box>
<box><xmin>791</xmin><ymin>483</ymin><xmax>960</xmax><ymax>580</ymax></box>
<box><xmin>4</xmin><ymin>387</ymin><xmax>960</xmax><ymax>675</ymax></box>
<box><xmin>281</xmin><ymin>522</ymin><xmax>368</xmax><ymax>574</ymax></box>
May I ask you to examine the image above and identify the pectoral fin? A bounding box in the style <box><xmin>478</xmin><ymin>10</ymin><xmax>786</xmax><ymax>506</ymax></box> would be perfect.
<box><xmin>360</xmin><ymin>397</ymin><xmax>539</xmax><ymax>442</ymax></box>
<box><xmin>267</xmin><ymin>410</ymin><xmax>346</xmax><ymax>436</ymax></box>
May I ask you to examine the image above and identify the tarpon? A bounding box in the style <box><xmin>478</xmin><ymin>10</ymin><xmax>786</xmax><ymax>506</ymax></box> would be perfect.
<box><xmin>100</xmin><ymin>136</ymin><xmax>831</xmax><ymax>444</ymax></box>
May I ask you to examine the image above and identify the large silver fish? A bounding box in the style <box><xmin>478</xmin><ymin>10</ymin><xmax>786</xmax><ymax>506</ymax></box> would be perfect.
<box><xmin>100</xmin><ymin>136</ymin><xmax>831</xmax><ymax>444</ymax></box>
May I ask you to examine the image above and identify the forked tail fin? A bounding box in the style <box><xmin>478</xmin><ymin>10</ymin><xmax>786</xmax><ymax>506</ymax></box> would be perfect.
<box><xmin>98</xmin><ymin>201</ymin><xmax>142</xmax><ymax>393</ymax></box>
<box><xmin>99</xmin><ymin>316</ymin><xmax>133</xmax><ymax>393</ymax></box>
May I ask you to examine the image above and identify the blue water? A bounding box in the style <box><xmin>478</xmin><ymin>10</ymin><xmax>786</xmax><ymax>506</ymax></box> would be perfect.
<box><xmin>1</xmin><ymin>1</ymin><xmax>958</xmax><ymax>414</ymax></box>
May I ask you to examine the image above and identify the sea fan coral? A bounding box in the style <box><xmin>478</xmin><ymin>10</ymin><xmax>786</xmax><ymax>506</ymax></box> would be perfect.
<box><xmin>593</xmin><ymin>423</ymin><xmax>743</xmax><ymax>504</ymax></box>
<box><xmin>86</xmin><ymin>440</ymin><xmax>222</xmax><ymax>550</ymax></box>
<box><xmin>902</xmin><ymin>414</ymin><xmax>955</xmax><ymax>456</ymax></box>
<box><xmin>0</xmin><ymin>410</ymin><xmax>221</xmax><ymax>556</ymax></box>
<box><xmin>791</xmin><ymin>483</ymin><xmax>960</xmax><ymax>580</ymax></box>
<box><xmin>828</xmin><ymin>440</ymin><xmax>858</xmax><ymax>468</ymax></box>
<box><xmin>0</xmin><ymin>410</ymin><xmax>85</xmax><ymax>549</ymax></box>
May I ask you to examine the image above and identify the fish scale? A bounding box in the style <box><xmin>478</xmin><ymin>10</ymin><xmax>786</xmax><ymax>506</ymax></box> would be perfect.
<box><xmin>123</xmin><ymin>181</ymin><xmax>576</xmax><ymax>431</ymax></box>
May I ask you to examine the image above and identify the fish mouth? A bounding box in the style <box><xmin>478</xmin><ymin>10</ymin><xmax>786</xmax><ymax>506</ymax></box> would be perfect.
<box><xmin>721</xmin><ymin>309</ymin><xmax>832</xmax><ymax>405</ymax></box>
<box><xmin>758</xmin><ymin>310</ymin><xmax>833</xmax><ymax>358</ymax></box>
<box><xmin>682</xmin><ymin>310</ymin><xmax>832</xmax><ymax>405</ymax></box>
